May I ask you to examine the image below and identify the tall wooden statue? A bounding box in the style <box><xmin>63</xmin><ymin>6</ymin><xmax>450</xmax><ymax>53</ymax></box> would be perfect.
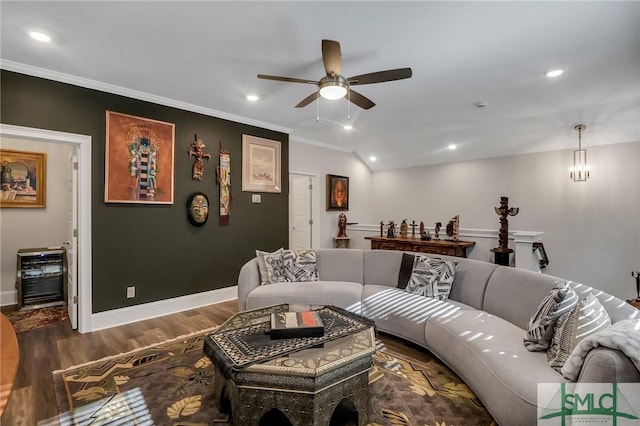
<box><xmin>491</xmin><ymin>197</ymin><xmax>519</xmax><ymax>266</ymax></box>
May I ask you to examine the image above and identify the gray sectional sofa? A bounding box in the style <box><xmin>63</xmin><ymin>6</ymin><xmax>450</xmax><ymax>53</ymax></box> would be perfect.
<box><xmin>237</xmin><ymin>248</ymin><xmax>640</xmax><ymax>425</ymax></box>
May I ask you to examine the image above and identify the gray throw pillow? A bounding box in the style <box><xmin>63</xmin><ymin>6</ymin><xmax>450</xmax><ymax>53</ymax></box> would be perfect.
<box><xmin>404</xmin><ymin>255</ymin><xmax>457</xmax><ymax>300</ymax></box>
<box><xmin>524</xmin><ymin>281</ymin><xmax>578</xmax><ymax>352</ymax></box>
<box><xmin>283</xmin><ymin>249</ymin><xmax>319</xmax><ymax>282</ymax></box>
<box><xmin>547</xmin><ymin>293</ymin><xmax>611</xmax><ymax>373</ymax></box>
<box><xmin>255</xmin><ymin>248</ymin><xmax>286</xmax><ymax>285</ymax></box>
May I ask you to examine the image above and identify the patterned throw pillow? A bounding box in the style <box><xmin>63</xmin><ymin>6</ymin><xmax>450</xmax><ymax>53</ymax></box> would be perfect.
<box><xmin>524</xmin><ymin>281</ymin><xmax>578</xmax><ymax>352</ymax></box>
<box><xmin>547</xmin><ymin>293</ymin><xmax>611</xmax><ymax>373</ymax></box>
<box><xmin>283</xmin><ymin>249</ymin><xmax>319</xmax><ymax>282</ymax></box>
<box><xmin>404</xmin><ymin>255</ymin><xmax>457</xmax><ymax>300</ymax></box>
<box><xmin>255</xmin><ymin>248</ymin><xmax>286</xmax><ymax>285</ymax></box>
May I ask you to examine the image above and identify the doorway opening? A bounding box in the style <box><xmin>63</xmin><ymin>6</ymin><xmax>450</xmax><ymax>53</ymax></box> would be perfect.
<box><xmin>0</xmin><ymin>124</ymin><xmax>92</xmax><ymax>332</ymax></box>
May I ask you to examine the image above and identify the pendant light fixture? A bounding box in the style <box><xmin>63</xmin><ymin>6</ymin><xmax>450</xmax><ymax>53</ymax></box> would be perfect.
<box><xmin>569</xmin><ymin>124</ymin><xmax>590</xmax><ymax>182</ymax></box>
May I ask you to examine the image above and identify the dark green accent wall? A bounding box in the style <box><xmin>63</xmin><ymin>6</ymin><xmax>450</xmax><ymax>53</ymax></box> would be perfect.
<box><xmin>1</xmin><ymin>70</ymin><xmax>289</xmax><ymax>313</ymax></box>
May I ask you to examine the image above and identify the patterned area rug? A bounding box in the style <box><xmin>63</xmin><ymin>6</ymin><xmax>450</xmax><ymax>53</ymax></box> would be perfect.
<box><xmin>5</xmin><ymin>306</ymin><xmax>69</xmax><ymax>333</ymax></box>
<box><xmin>48</xmin><ymin>329</ymin><xmax>496</xmax><ymax>426</ymax></box>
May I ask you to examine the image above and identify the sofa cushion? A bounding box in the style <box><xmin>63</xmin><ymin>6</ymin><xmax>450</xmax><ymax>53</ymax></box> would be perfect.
<box><xmin>361</xmin><ymin>285</ymin><xmax>474</xmax><ymax>347</ymax></box>
<box><xmin>567</xmin><ymin>282</ymin><xmax>640</xmax><ymax>323</ymax></box>
<box><xmin>405</xmin><ymin>256</ymin><xmax>457</xmax><ymax>300</ymax></box>
<box><xmin>363</xmin><ymin>249</ymin><xmax>403</xmax><ymax>286</ymax></box>
<box><xmin>316</xmin><ymin>249</ymin><xmax>364</xmax><ymax>284</ymax></box>
<box><xmin>446</xmin><ymin>257</ymin><xmax>498</xmax><ymax>310</ymax></box>
<box><xmin>524</xmin><ymin>282</ymin><xmax>578</xmax><ymax>351</ymax></box>
<box><xmin>245</xmin><ymin>281</ymin><xmax>364</xmax><ymax>313</ymax></box>
<box><xmin>425</xmin><ymin>310</ymin><xmax>569</xmax><ymax>426</ymax></box>
<box><xmin>483</xmin><ymin>266</ymin><xmax>561</xmax><ymax>329</ymax></box>
<box><xmin>256</xmin><ymin>248</ymin><xmax>286</xmax><ymax>285</ymax></box>
<box><xmin>283</xmin><ymin>249</ymin><xmax>319</xmax><ymax>282</ymax></box>
<box><xmin>547</xmin><ymin>293</ymin><xmax>611</xmax><ymax>372</ymax></box>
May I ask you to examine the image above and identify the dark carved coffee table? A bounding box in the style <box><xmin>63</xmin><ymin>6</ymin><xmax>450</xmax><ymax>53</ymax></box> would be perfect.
<box><xmin>203</xmin><ymin>304</ymin><xmax>376</xmax><ymax>426</ymax></box>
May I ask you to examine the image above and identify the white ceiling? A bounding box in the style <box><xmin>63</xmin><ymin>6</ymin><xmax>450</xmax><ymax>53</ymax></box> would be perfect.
<box><xmin>1</xmin><ymin>1</ymin><xmax>639</xmax><ymax>171</ymax></box>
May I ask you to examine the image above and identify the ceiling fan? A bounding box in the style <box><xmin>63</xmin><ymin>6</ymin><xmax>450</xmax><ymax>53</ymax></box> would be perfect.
<box><xmin>257</xmin><ymin>39</ymin><xmax>412</xmax><ymax>110</ymax></box>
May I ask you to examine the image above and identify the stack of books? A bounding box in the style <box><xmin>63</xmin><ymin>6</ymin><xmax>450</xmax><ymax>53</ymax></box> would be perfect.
<box><xmin>270</xmin><ymin>311</ymin><xmax>324</xmax><ymax>339</ymax></box>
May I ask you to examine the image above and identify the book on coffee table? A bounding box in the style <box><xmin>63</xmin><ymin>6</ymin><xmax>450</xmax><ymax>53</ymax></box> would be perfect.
<box><xmin>270</xmin><ymin>311</ymin><xmax>324</xmax><ymax>339</ymax></box>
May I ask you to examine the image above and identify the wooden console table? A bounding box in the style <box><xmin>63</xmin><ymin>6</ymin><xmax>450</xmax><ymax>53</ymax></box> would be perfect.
<box><xmin>365</xmin><ymin>236</ymin><xmax>476</xmax><ymax>258</ymax></box>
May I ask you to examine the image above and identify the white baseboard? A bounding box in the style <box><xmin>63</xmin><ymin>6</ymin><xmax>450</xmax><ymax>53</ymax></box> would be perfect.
<box><xmin>1</xmin><ymin>290</ymin><xmax>17</xmax><ymax>306</ymax></box>
<box><xmin>89</xmin><ymin>286</ymin><xmax>238</xmax><ymax>332</ymax></box>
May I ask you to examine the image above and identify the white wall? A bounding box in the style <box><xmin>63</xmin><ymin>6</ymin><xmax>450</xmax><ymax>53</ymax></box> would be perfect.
<box><xmin>371</xmin><ymin>141</ymin><xmax>640</xmax><ymax>300</ymax></box>
<box><xmin>289</xmin><ymin>141</ymin><xmax>375</xmax><ymax>248</ymax></box>
<box><xmin>0</xmin><ymin>137</ymin><xmax>72</xmax><ymax>305</ymax></box>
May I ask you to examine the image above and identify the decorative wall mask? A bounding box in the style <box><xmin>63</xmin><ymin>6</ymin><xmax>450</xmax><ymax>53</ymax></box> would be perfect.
<box><xmin>188</xmin><ymin>134</ymin><xmax>211</xmax><ymax>181</ymax></box>
<box><xmin>187</xmin><ymin>192</ymin><xmax>209</xmax><ymax>226</ymax></box>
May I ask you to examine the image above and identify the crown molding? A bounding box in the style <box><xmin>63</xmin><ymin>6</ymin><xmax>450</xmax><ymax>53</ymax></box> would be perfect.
<box><xmin>289</xmin><ymin>134</ymin><xmax>353</xmax><ymax>153</ymax></box>
<box><xmin>0</xmin><ymin>60</ymin><xmax>292</xmax><ymax>135</ymax></box>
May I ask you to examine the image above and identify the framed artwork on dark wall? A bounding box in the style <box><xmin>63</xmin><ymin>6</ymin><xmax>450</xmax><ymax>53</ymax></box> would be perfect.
<box><xmin>326</xmin><ymin>174</ymin><xmax>349</xmax><ymax>211</ymax></box>
<box><xmin>241</xmin><ymin>134</ymin><xmax>281</xmax><ymax>193</ymax></box>
<box><xmin>105</xmin><ymin>111</ymin><xmax>175</xmax><ymax>204</ymax></box>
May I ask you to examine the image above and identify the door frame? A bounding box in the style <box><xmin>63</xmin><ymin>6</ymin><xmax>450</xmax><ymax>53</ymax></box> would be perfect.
<box><xmin>0</xmin><ymin>124</ymin><xmax>92</xmax><ymax>333</ymax></box>
<box><xmin>289</xmin><ymin>170</ymin><xmax>319</xmax><ymax>249</ymax></box>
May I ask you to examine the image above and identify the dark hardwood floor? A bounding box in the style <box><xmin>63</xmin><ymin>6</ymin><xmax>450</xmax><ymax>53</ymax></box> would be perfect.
<box><xmin>1</xmin><ymin>300</ymin><xmax>429</xmax><ymax>426</ymax></box>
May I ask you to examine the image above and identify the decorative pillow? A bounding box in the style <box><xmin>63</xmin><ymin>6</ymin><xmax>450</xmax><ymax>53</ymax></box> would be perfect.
<box><xmin>524</xmin><ymin>281</ymin><xmax>578</xmax><ymax>352</ymax></box>
<box><xmin>404</xmin><ymin>255</ymin><xmax>457</xmax><ymax>300</ymax></box>
<box><xmin>547</xmin><ymin>293</ymin><xmax>612</xmax><ymax>373</ymax></box>
<box><xmin>283</xmin><ymin>249</ymin><xmax>319</xmax><ymax>282</ymax></box>
<box><xmin>396</xmin><ymin>253</ymin><xmax>415</xmax><ymax>289</ymax></box>
<box><xmin>255</xmin><ymin>248</ymin><xmax>286</xmax><ymax>285</ymax></box>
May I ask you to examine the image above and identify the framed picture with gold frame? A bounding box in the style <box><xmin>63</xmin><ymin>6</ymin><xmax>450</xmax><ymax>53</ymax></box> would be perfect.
<box><xmin>0</xmin><ymin>149</ymin><xmax>46</xmax><ymax>208</ymax></box>
<box><xmin>241</xmin><ymin>134</ymin><xmax>281</xmax><ymax>193</ymax></box>
<box><xmin>105</xmin><ymin>111</ymin><xmax>175</xmax><ymax>204</ymax></box>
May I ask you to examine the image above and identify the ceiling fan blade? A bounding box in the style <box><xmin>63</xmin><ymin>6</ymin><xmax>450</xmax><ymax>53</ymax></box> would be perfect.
<box><xmin>348</xmin><ymin>89</ymin><xmax>376</xmax><ymax>110</ymax></box>
<box><xmin>257</xmin><ymin>74</ymin><xmax>317</xmax><ymax>85</ymax></box>
<box><xmin>348</xmin><ymin>68</ymin><xmax>413</xmax><ymax>85</ymax></box>
<box><xmin>295</xmin><ymin>91</ymin><xmax>319</xmax><ymax>108</ymax></box>
<box><xmin>322</xmin><ymin>39</ymin><xmax>342</xmax><ymax>77</ymax></box>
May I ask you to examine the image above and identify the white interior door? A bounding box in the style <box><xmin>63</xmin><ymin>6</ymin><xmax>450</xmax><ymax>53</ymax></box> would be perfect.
<box><xmin>289</xmin><ymin>174</ymin><xmax>313</xmax><ymax>250</ymax></box>
<box><xmin>65</xmin><ymin>148</ymin><xmax>78</xmax><ymax>329</ymax></box>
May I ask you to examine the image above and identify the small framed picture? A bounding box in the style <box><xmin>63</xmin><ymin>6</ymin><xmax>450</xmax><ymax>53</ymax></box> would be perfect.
<box><xmin>326</xmin><ymin>174</ymin><xmax>349</xmax><ymax>211</ymax></box>
<box><xmin>0</xmin><ymin>149</ymin><xmax>46</xmax><ymax>208</ymax></box>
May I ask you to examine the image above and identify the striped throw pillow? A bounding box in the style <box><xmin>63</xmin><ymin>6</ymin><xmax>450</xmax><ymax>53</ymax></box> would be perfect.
<box><xmin>524</xmin><ymin>281</ymin><xmax>578</xmax><ymax>351</ymax></box>
<box><xmin>547</xmin><ymin>293</ymin><xmax>611</xmax><ymax>373</ymax></box>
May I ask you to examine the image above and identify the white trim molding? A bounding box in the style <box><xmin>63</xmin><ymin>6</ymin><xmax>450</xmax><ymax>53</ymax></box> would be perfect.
<box><xmin>1</xmin><ymin>60</ymin><xmax>291</xmax><ymax>135</ymax></box>
<box><xmin>90</xmin><ymin>286</ymin><xmax>238</xmax><ymax>332</ymax></box>
<box><xmin>1</xmin><ymin>290</ymin><xmax>17</xmax><ymax>306</ymax></box>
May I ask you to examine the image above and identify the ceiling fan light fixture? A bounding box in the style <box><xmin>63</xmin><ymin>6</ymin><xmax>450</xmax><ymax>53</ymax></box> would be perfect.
<box><xmin>319</xmin><ymin>76</ymin><xmax>348</xmax><ymax>100</ymax></box>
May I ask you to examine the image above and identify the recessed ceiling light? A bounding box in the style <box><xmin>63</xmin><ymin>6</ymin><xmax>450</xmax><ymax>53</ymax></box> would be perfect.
<box><xmin>29</xmin><ymin>31</ymin><xmax>51</xmax><ymax>42</ymax></box>
<box><xmin>546</xmin><ymin>69</ymin><xmax>563</xmax><ymax>78</ymax></box>
<box><xmin>343</xmin><ymin>124</ymin><xmax>353</xmax><ymax>130</ymax></box>
<box><xmin>448</xmin><ymin>144</ymin><xmax>457</xmax><ymax>150</ymax></box>
<box><xmin>369</xmin><ymin>156</ymin><xmax>377</xmax><ymax>162</ymax></box>
<box><xmin>246</xmin><ymin>94</ymin><xmax>259</xmax><ymax>101</ymax></box>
